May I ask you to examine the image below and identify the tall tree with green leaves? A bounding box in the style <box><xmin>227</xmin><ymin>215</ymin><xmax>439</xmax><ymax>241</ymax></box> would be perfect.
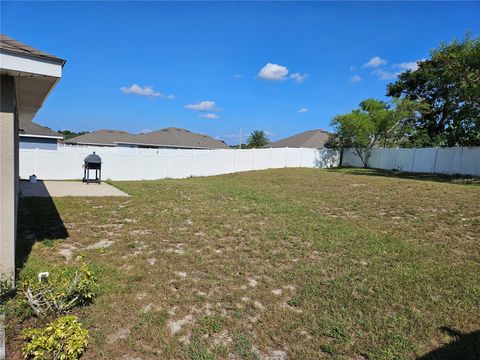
<box><xmin>327</xmin><ymin>98</ymin><xmax>423</xmax><ymax>166</ymax></box>
<box><xmin>247</xmin><ymin>130</ymin><xmax>269</xmax><ymax>148</ymax></box>
<box><xmin>387</xmin><ymin>33</ymin><xmax>480</xmax><ymax>146</ymax></box>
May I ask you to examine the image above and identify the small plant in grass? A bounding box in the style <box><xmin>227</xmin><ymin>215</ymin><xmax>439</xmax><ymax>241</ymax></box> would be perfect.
<box><xmin>196</xmin><ymin>315</ymin><xmax>222</xmax><ymax>336</ymax></box>
<box><xmin>371</xmin><ymin>334</ymin><xmax>415</xmax><ymax>360</ymax></box>
<box><xmin>186</xmin><ymin>337</ymin><xmax>215</xmax><ymax>360</ymax></box>
<box><xmin>233</xmin><ymin>332</ymin><xmax>259</xmax><ymax>360</ymax></box>
<box><xmin>21</xmin><ymin>260</ymin><xmax>98</xmax><ymax>317</ymax></box>
<box><xmin>320</xmin><ymin>343</ymin><xmax>338</xmax><ymax>356</ymax></box>
<box><xmin>22</xmin><ymin>315</ymin><xmax>89</xmax><ymax>360</ymax></box>
<box><xmin>41</xmin><ymin>239</ymin><xmax>55</xmax><ymax>248</ymax></box>
<box><xmin>322</xmin><ymin>324</ymin><xmax>349</xmax><ymax>342</ymax></box>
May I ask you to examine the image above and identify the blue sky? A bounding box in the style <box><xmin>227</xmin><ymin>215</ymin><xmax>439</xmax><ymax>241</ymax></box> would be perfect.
<box><xmin>2</xmin><ymin>1</ymin><xmax>479</xmax><ymax>145</ymax></box>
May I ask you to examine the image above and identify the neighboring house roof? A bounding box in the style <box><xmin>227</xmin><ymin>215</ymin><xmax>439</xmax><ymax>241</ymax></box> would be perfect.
<box><xmin>66</xmin><ymin>127</ymin><xmax>229</xmax><ymax>149</ymax></box>
<box><xmin>0</xmin><ymin>34</ymin><xmax>65</xmax><ymax>65</ymax></box>
<box><xmin>129</xmin><ymin>127</ymin><xmax>229</xmax><ymax>149</ymax></box>
<box><xmin>266</xmin><ymin>129</ymin><xmax>331</xmax><ymax>148</ymax></box>
<box><xmin>65</xmin><ymin>130</ymin><xmax>136</xmax><ymax>147</ymax></box>
<box><xmin>19</xmin><ymin>118</ymin><xmax>63</xmax><ymax>139</ymax></box>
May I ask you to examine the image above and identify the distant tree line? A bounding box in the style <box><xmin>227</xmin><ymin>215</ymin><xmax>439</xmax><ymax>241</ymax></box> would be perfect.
<box><xmin>57</xmin><ymin>130</ymin><xmax>90</xmax><ymax>140</ymax></box>
<box><xmin>327</xmin><ymin>33</ymin><xmax>480</xmax><ymax>162</ymax></box>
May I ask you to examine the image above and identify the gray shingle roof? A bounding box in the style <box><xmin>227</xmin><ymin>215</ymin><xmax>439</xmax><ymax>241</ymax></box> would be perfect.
<box><xmin>0</xmin><ymin>34</ymin><xmax>65</xmax><ymax>64</ymax></box>
<box><xmin>132</xmin><ymin>127</ymin><xmax>229</xmax><ymax>149</ymax></box>
<box><xmin>64</xmin><ymin>130</ymin><xmax>136</xmax><ymax>146</ymax></box>
<box><xmin>266</xmin><ymin>129</ymin><xmax>331</xmax><ymax>149</ymax></box>
<box><xmin>19</xmin><ymin>118</ymin><xmax>62</xmax><ymax>138</ymax></box>
<box><xmin>66</xmin><ymin>127</ymin><xmax>229</xmax><ymax>149</ymax></box>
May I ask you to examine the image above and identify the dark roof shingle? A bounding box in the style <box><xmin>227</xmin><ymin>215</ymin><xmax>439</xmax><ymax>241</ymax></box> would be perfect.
<box><xmin>66</xmin><ymin>127</ymin><xmax>229</xmax><ymax>149</ymax></box>
<box><xmin>64</xmin><ymin>130</ymin><xmax>135</xmax><ymax>146</ymax></box>
<box><xmin>132</xmin><ymin>127</ymin><xmax>229</xmax><ymax>149</ymax></box>
<box><xmin>266</xmin><ymin>129</ymin><xmax>331</xmax><ymax>149</ymax></box>
<box><xmin>19</xmin><ymin>118</ymin><xmax>62</xmax><ymax>138</ymax></box>
<box><xmin>0</xmin><ymin>34</ymin><xmax>65</xmax><ymax>64</ymax></box>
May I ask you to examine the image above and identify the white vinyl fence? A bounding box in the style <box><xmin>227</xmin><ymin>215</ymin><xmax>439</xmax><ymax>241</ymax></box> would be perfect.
<box><xmin>342</xmin><ymin>147</ymin><xmax>480</xmax><ymax>176</ymax></box>
<box><xmin>20</xmin><ymin>145</ymin><xmax>340</xmax><ymax>181</ymax></box>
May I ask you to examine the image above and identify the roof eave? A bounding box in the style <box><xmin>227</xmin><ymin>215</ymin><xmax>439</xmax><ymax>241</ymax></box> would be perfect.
<box><xmin>65</xmin><ymin>141</ymin><xmax>116</xmax><ymax>147</ymax></box>
<box><xmin>20</xmin><ymin>133</ymin><xmax>63</xmax><ymax>140</ymax></box>
<box><xmin>0</xmin><ymin>48</ymin><xmax>65</xmax><ymax>67</ymax></box>
<box><xmin>114</xmin><ymin>141</ymin><xmax>210</xmax><ymax>149</ymax></box>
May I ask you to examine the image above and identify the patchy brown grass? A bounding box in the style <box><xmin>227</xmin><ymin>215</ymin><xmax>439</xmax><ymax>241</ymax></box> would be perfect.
<box><xmin>5</xmin><ymin>168</ymin><xmax>480</xmax><ymax>359</ymax></box>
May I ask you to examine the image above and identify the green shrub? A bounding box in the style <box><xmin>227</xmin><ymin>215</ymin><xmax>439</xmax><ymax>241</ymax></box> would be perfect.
<box><xmin>21</xmin><ymin>261</ymin><xmax>98</xmax><ymax>317</ymax></box>
<box><xmin>22</xmin><ymin>315</ymin><xmax>89</xmax><ymax>360</ymax></box>
<box><xmin>0</xmin><ymin>276</ymin><xmax>13</xmax><ymax>298</ymax></box>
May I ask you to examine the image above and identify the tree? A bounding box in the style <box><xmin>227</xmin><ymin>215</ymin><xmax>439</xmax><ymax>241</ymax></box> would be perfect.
<box><xmin>387</xmin><ymin>33</ymin><xmax>480</xmax><ymax>147</ymax></box>
<box><xmin>230</xmin><ymin>143</ymin><xmax>248</xmax><ymax>149</ymax></box>
<box><xmin>247</xmin><ymin>130</ymin><xmax>269</xmax><ymax>148</ymax></box>
<box><xmin>326</xmin><ymin>98</ymin><xmax>423</xmax><ymax>166</ymax></box>
<box><xmin>57</xmin><ymin>130</ymin><xmax>89</xmax><ymax>140</ymax></box>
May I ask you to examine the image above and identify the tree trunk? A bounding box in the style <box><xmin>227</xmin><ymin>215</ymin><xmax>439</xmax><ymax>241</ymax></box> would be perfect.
<box><xmin>355</xmin><ymin>148</ymin><xmax>369</xmax><ymax>168</ymax></box>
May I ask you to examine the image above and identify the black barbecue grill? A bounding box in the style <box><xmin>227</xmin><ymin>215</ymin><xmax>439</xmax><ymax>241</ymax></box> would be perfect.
<box><xmin>83</xmin><ymin>152</ymin><xmax>102</xmax><ymax>184</ymax></box>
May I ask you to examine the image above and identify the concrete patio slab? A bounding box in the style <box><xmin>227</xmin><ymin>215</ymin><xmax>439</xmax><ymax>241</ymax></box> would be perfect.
<box><xmin>20</xmin><ymin>180</ymin><xmax>129</xmax><ymax>197</ymax></box>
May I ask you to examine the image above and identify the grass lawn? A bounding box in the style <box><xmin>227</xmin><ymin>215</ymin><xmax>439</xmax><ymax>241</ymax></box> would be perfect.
<box><xmin>6</xmin><ymin>168</ymin><xmax>480</xmax><ymax>359</ymax></box>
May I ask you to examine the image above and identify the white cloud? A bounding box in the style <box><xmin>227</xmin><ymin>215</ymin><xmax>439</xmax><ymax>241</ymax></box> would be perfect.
<box><xmin>290</xmin><ymin>73</ymin><xmax>308</xmax><ymax>83</ymax></box>
<box><xmin>220</xmin><ymin>134</ymin><xmax>242</xmax><ymax>139</ymax></box>
<box><xmin>395</xmin><ymin>62</ymin><xmax>419</xmax><ymax>72</ymax></box>
<box><xmin>120</xmin><ymin>84</ymin><xmax>174</xmax><ymax>99</ymax></box>
<box><xmin>373</xmin><ymin>69</ymin><xmax>399</xmax><ymax>80</ymax></box>
<box><xmin>139</xmin><ymin>129</ymin><xmax>153</xmax><ymax>134</ymax></box>
<box><xmin>257</xmin><ymin>63</ymin><xmax>289</xmax><ymax>81</ymax></box>
<box><xmin>350</xmin><ymin>75</ymin><xmax>362</xmax><ymax>83</ymax></box>
<box><xmin>198</xmin><ymin>113</ymin><xmax>219</xmax><ymax>119</ymax></box>
<box><xmin>185</xmin><ymin>100</ymin><xmax>217</xmax><ymax>111</ymax></box>
<box><xmin>233</xmin><ymin>74</ymin><xmax>243</xmax><ymax>79</ymax></box>
<box><xmin>363</xmin><ymin>56</ymin><xmax>387</xmax><ymax>68</ymax></box>
<box><xmin>297</xmin><ymin>107</ymin><xmax>308</xmax><ymax>113</ymax></box>
<box><xmin>393</xmin><ymin>59</ymin><xmax>425</xmax><ymax>72</ymax></box>
<box><xmin>349</xmin><ymin>66</ymin><xmax>356</xmax><ymax>71</ymax></box>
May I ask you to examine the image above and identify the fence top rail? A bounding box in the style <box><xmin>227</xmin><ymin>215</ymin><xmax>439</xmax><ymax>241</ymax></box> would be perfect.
<box><xmin>24</xmin><ymin>146</ymin><xmax>322</xmax><ymax>155</ymax></box>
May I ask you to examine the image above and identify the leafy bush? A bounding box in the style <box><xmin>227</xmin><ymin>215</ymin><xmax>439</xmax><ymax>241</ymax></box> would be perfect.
<box><xmin>22</xmin><ymin>315</ymin><xmax>89</xmax><ymax>360</ymax></box>
<box><xmin>21</xmin><ymin>261</ymin><xmax>98</xmax><ymax>317</ymax></box>
<box><xmin>0</xmin><ymin>276</ymin><xmax>13</xmax><ymax>298</ymax></box>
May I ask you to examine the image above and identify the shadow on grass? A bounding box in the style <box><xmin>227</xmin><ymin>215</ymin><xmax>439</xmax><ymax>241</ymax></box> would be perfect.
<box><xmin>16</xmin><ymin>194</ymin><xmax>68</xmax><ymax>277</ymax></box>
<box><xmin>327</xmin><ymin>167</ymin><xmax>480</xmax><ymax>185</ymax></box>
<box><xmin>417</xmin><ymin>327</ymin><xmax>480</xmax><ymax>360</ymax></box>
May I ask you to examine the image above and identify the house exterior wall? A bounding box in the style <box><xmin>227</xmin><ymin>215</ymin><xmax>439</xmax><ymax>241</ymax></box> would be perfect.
<box><xmin>20</xmin><ymin>136</ymin><xmax>58</xmax><ymax>150</ymax></box>
<box><xmin>0</xmin><ymin>75</ymin><xmax>18</xmax><ymax>282</ymax></box>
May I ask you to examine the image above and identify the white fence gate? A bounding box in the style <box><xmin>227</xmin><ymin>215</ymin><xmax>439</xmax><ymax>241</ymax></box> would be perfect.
<box><xmin>342</xmin><ymin>147</ymin><xmax>480</xmax><ymax>176</ymax></box>
<box><xmin>20</xmin><ymin>146</ymin><xmax>341</xmax><ymax>181</ymax></box>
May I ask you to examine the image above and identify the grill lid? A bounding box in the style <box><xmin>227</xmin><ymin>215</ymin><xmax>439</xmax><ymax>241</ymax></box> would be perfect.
<box><xmin>84</xmin><ymin>152</ymin><xmax>102</xmax><ymax>164</ymax></box>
